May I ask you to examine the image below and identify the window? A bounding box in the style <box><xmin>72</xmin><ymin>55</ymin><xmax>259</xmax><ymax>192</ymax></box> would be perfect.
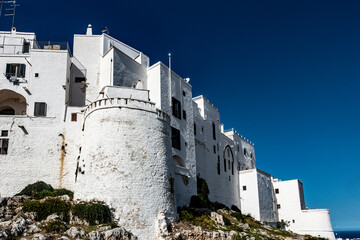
<box><xmin>194</xmin><ymin>123</ymin><xmax>196</xmax><ymax>136</ymax></box>
<box><xmin>212</xmin><ymin>122</ymin><xmax>216</xmax><ymax>140</ymax></box>
<box><xmin>182</xmin><ymin>90</ymin><xmax>186</xmax><ymax>96</ymax></box>
<box><xmin>23</xmin><ymin>41</ymin><xmax>30</xmax><ymax>53</ymax></box>
<box><xmin>183</xmin><ymin>110</ymin><xmax>186</xmax><ymax>120</ymax></box>
<box><xmin>223</xmin><ymin>158</ymin><xmax>227</xmax><ymax>172</ymax></box>
<box><xmin>217</xmin><ymin>156</ymin><xmax>220</xmax><ymax>175</ymax></box>
<box><xmin>0</xmin><ymin>139</ymin><xmax>9</xmax><ymax>155</ymax></box>
<box><xmin>6</xmin><ymin>63</ymin><xmax>26</xmax><ymax>78</ymax></box>
<box><xmin>213</xmin><ymin>145</ymin><xmax>216</xmax><ymax>154</ymax></box>
<box><xmin>243</xmin><ymin>186</ymin><xmax>247</xmax><ymax>191</ymax></box>
<box><xmin>201</xmin><ymin>126</ymin><xmax>204</xmax><ymax>133</ymax></box>
<box><xmin>34</xmin><ymin>102</ymin><xmax>47</xmax><ymax>117</ymax></box>
<box><xmin>1</xmin><ymin>130</ymin><xmax>8</xmax><ymax>137</ymax></box>
<box><xmin>243</xmin><ymin>148</ymin><xmax>247</xmax><ymax>156</ymax></box>
<box><xmin>75</xmin><ymin>77</ymin><xmax>86</xmax><ymax>83</ymax></box>
<box><xmin>237</xmin><ymin>145</ymin><xmax>240</xmax><ymax>152</ymax></box>
<box><xmin>35</xmin><ymin>73</ymin><xmax>39</xmax><ymax>77</ymax></box>
<box><xmin>231</xmin><ymin>161</ymin><xmax>234</xmax><ymax>175</ymax></box>
<box><xmin>292</xmin><ymin>220</ymin><xmax>295</xmax><ymax>223</ymax></box>
<box><xmin>277</xmin><ymin>204</ymin><xmax>281</xmax><ymax>209</ymax></box>
<box><xmin>172</xmin><ymin>97</ymin><xmax>181</xmax><ymax>119</ymax></box>
<box><xmin>71</xmin><ymin>113</ymin><xmax>77</xmax><ymax>122</ymax></box>
<box><xmin>275</xmin><ymin>188</ymin><xmax>279</xmax><ymax>194</ymax></box>
<box><xmin>171</xmin><ymin>127</ymin><xmax>181</xmax><ymax>150</ymax></box>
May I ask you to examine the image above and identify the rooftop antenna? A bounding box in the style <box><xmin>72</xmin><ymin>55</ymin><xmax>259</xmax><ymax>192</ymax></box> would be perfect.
<box><xmin>0</xmin><ymin>1</ymin><xmax>13</xmax><ymax>17</ymax></box>
<box><xmin>101</xmin><ymin>26</ymin><xmax>109</xmax><ymax>35</ymax></box>
<box><xmin>3</xmin><ymin>0</ymin><xmax>19</xmax><ymax>29</ymax></box>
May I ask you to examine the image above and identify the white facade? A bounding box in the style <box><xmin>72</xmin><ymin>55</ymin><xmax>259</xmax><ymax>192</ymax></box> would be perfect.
<box><xmin>0</xmin><ymin>26</ymin><xmax>335</xmax><ymax>240</ymax></box>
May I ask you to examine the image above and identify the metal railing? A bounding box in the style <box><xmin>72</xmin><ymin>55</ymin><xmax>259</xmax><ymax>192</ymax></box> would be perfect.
<box><xmin>34</xmin><ymin>40</ymin><xmax>72</xmax><ymax>56</ymax></box>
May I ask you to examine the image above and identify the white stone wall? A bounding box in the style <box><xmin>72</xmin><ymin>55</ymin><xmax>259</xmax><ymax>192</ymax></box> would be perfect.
<box><xmin>273</xmin><ymin>179</ymin><xmax>335</xmax><ymax>240</ymax></box>
<box><xmin>74</xmin><ymin>95</ymin><xmax>176</xmax><ymax>239</ymax></box>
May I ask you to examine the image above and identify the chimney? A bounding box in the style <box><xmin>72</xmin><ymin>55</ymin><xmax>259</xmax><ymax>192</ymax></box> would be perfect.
<box><xmin>86</xmin><ymin>24</ymin><xmax>93</xmax><ymax>35</ymax></box>
<box><xmin>11</xmin><ymin>27</ymin><xmax>17</xmax><ymax>34</ymax></box>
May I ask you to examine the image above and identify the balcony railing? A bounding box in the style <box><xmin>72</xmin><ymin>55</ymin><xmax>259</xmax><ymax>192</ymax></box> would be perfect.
<box><xmin>34</xmin><ymin>40</ymin><xmax>72</xmax><ymax>56</ymax></box>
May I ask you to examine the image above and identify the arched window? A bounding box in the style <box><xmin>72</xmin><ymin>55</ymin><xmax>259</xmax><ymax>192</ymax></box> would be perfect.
<box><xmin>223</xmin><ymin>145</ymin><xmax>234</xmax><ymax>174</ymax></box>
<box><xmin>0</xmin><ymin>89</ymin><xmax>27</xmax><ymax>115</ymax></box>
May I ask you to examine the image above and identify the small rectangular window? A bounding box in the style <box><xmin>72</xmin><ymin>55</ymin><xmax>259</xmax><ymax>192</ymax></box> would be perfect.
<box><xmin>182</xmin><ymin>90</ymin><xmax>186</xmax><ymax>96</ymax></box>
<box><xmin>6</xmin><ymin>63</ymin><xmax>26</xmax><ymax>78</ymax></box>
<box><xmin>183</xmin><ymin>110</ymin><xmax>186</xmax><ymax>120</ymax></box>
<box><xmin>171</xmin><ymin>127</ymin><xmax>181</xmax><ymax>150</ymax></box>
<box><xmin>35</xmin><ymin>73</ymin><xmax>39</xmax><ymax>77</ymax></box>
<box><xmin>23</xmin><ymin>41</ymin><xmax>30</xmax><ymax>53</ymax></box>
<box><xmin>1</xmin><ymin>130</ymin><xmax>8</xmax><ymax>137</ymax></box>
<box><xmin>243</xmin><ymin>186</ymin><xmax>247</xmax><ymax>191</ymax></box>
<box><xmin>71</xmin><ymin>113</ymin><xmax>77</xmax><ymax>122</ymax></box>
<box><xmin>34</xmin><ymin>102</ymin><xmax>47</xmax><ymax>117</ymax></box>
<box><xmin>212</xmin><ymin>122</ymin><xmax>216</xmax><ymax>140</ymax></box>
<box><xmin>217</xmin><ymin>156</ymin><xmax>220</xmax><ymax>175</ymax></box>
<box><xmin>213</xmin><ymin>145</ymin><xmax>216</xmax><ymax>154</ymax></box>
<box><xmin>172</xmin><ymin>97</ymin><xmax>181</xmax><ymax>119</ymax></box>
<box><xmin>275</xmin><ymin>188</ymin><xmax>279</xmax><ymax>194</ymax></box>
<box><xmin>224</xmin><ymin>158</ymin><xmax>227</xmax><ymax>172</ymax></box>
<box><xmin>194</xmin><ymin>123</ymin><xmax>196</xmax><ymax>136</ymax></box>
<box><xmin>292</xmin><ymin>219</ymin><xmax>295</xmax><ymax>223</ymax></box>
<box><xmin>75</xmin><ymin>77</ymin><xmax>86</xmax><ymax>83</ymax></box>
<box><xmin>0</xmin><ymin>139</ymin><xmax>9</xmax><ymax>155</ymax></box>
<box><xmin>277</xmin><ymin>204</ymin><xmax>281</xmax><ymax>209</ymax></box>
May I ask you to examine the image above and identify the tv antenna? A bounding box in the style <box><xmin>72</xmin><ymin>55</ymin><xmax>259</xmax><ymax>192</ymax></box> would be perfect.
<box><xmin>101</xmin><ymin>26</ymin><xmax>109</xmax><ymax>35</ymax></box>
<box><xmin>0</xmin><ymin>0</ymin><xmax>19</xmax><ymax>28</ymax></box>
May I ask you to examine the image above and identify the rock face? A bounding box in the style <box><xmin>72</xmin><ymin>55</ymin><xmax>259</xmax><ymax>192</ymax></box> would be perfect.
<box><xmin>0</xmin><ymin>195</ymin><xmax>137</xmax><ymax>240</ymax></box>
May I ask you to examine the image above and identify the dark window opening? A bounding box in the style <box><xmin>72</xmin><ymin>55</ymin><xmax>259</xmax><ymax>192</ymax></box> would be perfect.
<box><xmin>243</xmin><ymin>186</ymin><xmax>247</xmax><ymax>191</ymax></box>
<box><xmin>34</xmin><ymin>102</ymin><xmax>47</xmax><ymax>117</ymax></box>
<box><xmin>172</xmin><ymin>97</ymin><xmax>181</xmax><ymax>119</ymax></box>
<box><xmin>231</xmin><ymin>161</ymin><xmax>234</xmax><ymax>175</ymax></box>
<box><xmin>171</xmin><ymin>127</ymin><xmax>181</xmax><ymax>150</ymax></box>
<box><xmin>277</xmin><ymin>204</ymin><xmax>281</xmax><ymax>209</ymax></box>
<box><xmin>243</xmin><ymin>148</ymin><xmax>247</xmax><ymax>156</ymax></box>
<box><xmin>275</xmin><ymin>188</ymin><xmax>279</xmax><ymax>194</ymax></box>
<box><xmin>0</xmin><ymin>108</ymin><xmax>15</xmax><ymax>115</ymax></box>
<box><xmin>212</xmin><ymin>122</ymin><xmax>216</xmax><ymax>140</ymax></box>
<box><xmin>0</xmin><ymin>139</ymin><xmax>9</xmax><ymax>155</ymax></box>
<box><xmin>182</xmin><ymin>90</ymin><xmax>186</xmax><ymax>96</ymax></box>
<box><xmin>6</xmin><ymin>63</ymin><xmax>26</xmax><ymax>78</ymax></box>
<box><xmin>223</xmin><ymin>158</ymin><xmax>227</xmax><ymax>172</ymax></box>
<box><xmin>1</xmin><ymin>130</ymin><xmax>8</xmax><ymax>137</ymax></box>
<box><xmin>35</xmin><ymin>73</ymin><xmax>39</xmax><ymax>77</ymax></box>
<box><xmin>213</xmin><ymin>145</ymin><xmax>216</xmax><ymax>154</ymax></box>
<box><xmin>229</xmin><ymin>176</ymin><xmax>231</xmax><ymax>181</ymax></box>
<box><xmin>292</xmin><ymin>220</ymin><xmax>295</xmax><ymax>223</ymax></box>
<box><xmin>75</xmin><ymin>77</ymin><xmax>86</xmax><ymax>83</ymax></box>
<box><xmin>23</xmin><ymin>41</ymin><xmax>30</xmax><ymax>53</ymax></box>
<box><xmin>183</xmin><ymin>110</ymin><xmax>186</xmax><ymax>120</ymax></box>
<box><xmin>194</xmin><ymin>123</ymin><xmax>196</xmax><ymax>136</ymax></box>
<box><xmin>201</xmin><ymin>126</ymin><xmax>204</xmax><ymax>133</ymax></box>
<box><xmin>71</xmin><ymin>113</ymin><xmax>77</xmax><ymax>122</ymax></box>
<box><xmin>217</xmin><ymin>156</ymin><xmax>220</xmax><ymax>175</ymax></box>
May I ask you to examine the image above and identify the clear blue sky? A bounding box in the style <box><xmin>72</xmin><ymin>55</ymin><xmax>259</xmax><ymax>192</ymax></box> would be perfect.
<box><xmin>1</xmin><ymin>0</ymin><xmax>359</xmax><ymax>230</ymax></box>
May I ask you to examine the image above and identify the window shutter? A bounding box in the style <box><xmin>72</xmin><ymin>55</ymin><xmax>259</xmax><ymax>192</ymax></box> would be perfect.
<box><xmin>6</xmin><ymin>64</ymin><xmax>11</xmax><ymax>75</ymax></box>
<box><xmin>19</xmin><ymin>64</ymin><xmax>26</xmax><ymax>77</ymax></box>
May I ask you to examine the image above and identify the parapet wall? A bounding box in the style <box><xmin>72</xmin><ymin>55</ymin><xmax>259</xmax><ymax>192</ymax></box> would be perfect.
<box><xmin>74</xmin><ymin>97</ymin><xmax>175</xmax><ymax>239</ymax></box>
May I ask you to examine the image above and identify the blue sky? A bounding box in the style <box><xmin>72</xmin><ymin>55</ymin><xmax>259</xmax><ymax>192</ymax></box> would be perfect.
<box><xmin>1</xmin><ymin>0</ymin><xmax>359</xmax><ymax>230</ymax></box>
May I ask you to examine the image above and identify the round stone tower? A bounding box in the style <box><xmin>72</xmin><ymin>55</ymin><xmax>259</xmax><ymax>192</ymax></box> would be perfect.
<box><xmin>74</xmin><ymin>96</ymin><xmax>176</xmax><ymax>239</ymax></box>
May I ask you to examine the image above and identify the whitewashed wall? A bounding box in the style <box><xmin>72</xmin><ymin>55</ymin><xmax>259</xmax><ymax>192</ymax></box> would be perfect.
<box><xmin>74</xmin><ymin>95</ymin><xmax>176</xmax><ymax>239</ymax></box>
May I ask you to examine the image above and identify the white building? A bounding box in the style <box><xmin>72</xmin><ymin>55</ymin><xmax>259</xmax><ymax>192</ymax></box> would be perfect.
<box><xmin>0</xmin><ymin>25</ymin><xmax>335</xmax><ymax>240</ymax></box>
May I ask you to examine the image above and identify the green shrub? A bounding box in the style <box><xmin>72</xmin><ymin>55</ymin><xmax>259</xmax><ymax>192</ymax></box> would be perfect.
<box><xmin>23</xmin><ymin>198</ymin><xmax>71</xmax><ymax>222</ymax></box>
<box><xmin>16</xmin><ymin>181</ymin><xmax>74</xmax><ymax>200</ymax></box>
<box><xmin>231</xmin><ymin>211</ymin><xmax>244</xmax><ymax>221</ymax></box>
<box><xmin>72</xmin><ymin>202</ymin><xmax>112</xmax><ymax>225</ymax></box>
<box><xmin>178</xmin><ymin>207</ymin><xmax>216</xmax><ymax>230</ymax></box>
<box><xmin>189</xmin><ymin>195</ymin><xmax>208</xmax><ymax>208</ymax></box>
<box><xmin>232</xmin><ymin>234</ymin><xmax>246</xmax><ymax>240</ymax></box>
<box><xmin>231</xmin><ymin>205</ymin><xmax>241</xmax><ymax>213</ymax></box>
<box><xmin>197</xmin><ymin>177</ymin><xmax>209</xmax><ymax>202</ymax></box>
<box><xmin>276</xmin><ymin>220</ymin><xmax>287</xmax><ymax>229</ymax></box>
<box><xmin>211</xmin><ymin>202</ymin><xmax>229</xmax><ymax>211</ymax></box>
<box><xmin>17</xmin><ymin>181</ymin><xmax>54</xmax><ymax>197</ymax></box>
<box><xmin>223</xmin><ymin>216</ymin><xmax>232</xmax><ymax>226</ymax></box>
<box><xmin>42</xmin><ymin>220</ymin><xmax>67</xmax><ymax>233</ymax></box>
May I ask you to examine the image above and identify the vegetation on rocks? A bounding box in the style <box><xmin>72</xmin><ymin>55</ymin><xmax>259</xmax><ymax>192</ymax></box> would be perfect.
<box><xmin>16</xmin><ymin>181</ymin><xmax>74</xmax><ymax>199</ymax></box>
<box><xmin>71</xmin><ymin>201</ymin><xmax>112</xmax><ymax>225</ymax></box>
<box><xmin>23</xmin><ymin>197</ymin><xmax>71</xmax><ymax>222</ymax></box>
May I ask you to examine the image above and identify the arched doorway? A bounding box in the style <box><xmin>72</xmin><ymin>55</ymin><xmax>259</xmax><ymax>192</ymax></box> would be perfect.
<box><xmin>224</xmin><ymin>145</ymin><xmax>234</xmax><ymax>175</ymax></box>
<box><xmin>0</xmin><ymin>90</ymin><xmax>27</xmax><ymax>115</ymax></box>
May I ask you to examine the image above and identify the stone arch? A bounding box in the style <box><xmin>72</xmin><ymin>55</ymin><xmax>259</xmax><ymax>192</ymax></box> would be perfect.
<box><xmin>223</xmin><ymin>145</ymin><xmax>234</xmax><ymax>174</ymax></box>
<box><xmin>173</xmin><ymin>155</ymin><xmax>186</xmax><ymax>168</ymax></box>
<box><xmin>0</xmin><ymin>89</ymin><xmax>27</xmax><ymax>115</ymax></box>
